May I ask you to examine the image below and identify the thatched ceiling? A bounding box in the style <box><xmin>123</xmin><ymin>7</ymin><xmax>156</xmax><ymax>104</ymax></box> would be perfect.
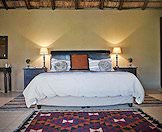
<box><xmin>0</xmin><ymin>0</ymin><xmax>162</xmax><ymax>10</ymax></box>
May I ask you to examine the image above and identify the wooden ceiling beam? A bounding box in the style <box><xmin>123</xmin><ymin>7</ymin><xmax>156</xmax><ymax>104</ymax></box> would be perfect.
<box><xmin>118</xmin><ymin>0</ymin><xmax>124</xmax><ymax>10</ymax></box>
<box><xmin>51</xmin><ymin>0</ymin><xmax>55</xmax><ymax>10</ymax></box>
<box><xmin>0</xmin><ymin>0</ymin><xmax>161</xmax><ymax>10</ymax></box>
<box><xmin>75</xmin><ymin>0</ymin><xmax>79</xmax><ymax>9</ymax></box>
<box><xmin>24</xmin><ymin>0</ymin><xmax>31</xmax><ymax>9</ymax></box>
<box><xmin>99</xmin><ymin>0</ymin><xmax>104</xmax><ymax>9</ymax></box>
<box><xmin>2</xmin><ymin>0</ymin><xmax>8</xmax><ymax>10</ymax></box>
<box><xmin>142</xmin><ymin>0</ymin><xmax>149</xmax><ymax>10</ymax></box>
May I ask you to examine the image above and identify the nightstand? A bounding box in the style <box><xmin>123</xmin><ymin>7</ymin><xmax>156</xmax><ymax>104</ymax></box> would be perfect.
<box><xmin>24</xmin><ymin>67</ymin><xmax>47</xmax><ymax>88</ymax></box>
<box><xmin>114</xmin><ymin>67</ymin><xmax>137</xmax><ymax>76</ymax></box>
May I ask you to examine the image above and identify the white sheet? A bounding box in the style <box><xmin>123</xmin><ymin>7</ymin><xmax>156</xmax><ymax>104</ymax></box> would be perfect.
<box><xmin>38</xmin><ymin>96</ymin><xmax>133</xmax><ymax>106</ymax></box>
<box><xmin>23</xmin><ymin>71</ymin><xmax>144</xmax><ymax>108</ymax></box>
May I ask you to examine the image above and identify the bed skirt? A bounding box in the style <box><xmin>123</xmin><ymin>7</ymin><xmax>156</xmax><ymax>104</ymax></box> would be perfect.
<box><xmin>37</xmin><ymin>96</ymin><xmax>133</xmax><ymax>107</ymax></box>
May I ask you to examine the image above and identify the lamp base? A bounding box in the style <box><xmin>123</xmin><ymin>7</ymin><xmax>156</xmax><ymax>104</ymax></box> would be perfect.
<box><xmin>42</xmin><ymin>67</ymin><xmax>47</xmax><ymax>72</ymax></box>
<box><xmin>114</xmin><ymin>66</ymin><xmax>119</xmax><ymax>70</ymax></box>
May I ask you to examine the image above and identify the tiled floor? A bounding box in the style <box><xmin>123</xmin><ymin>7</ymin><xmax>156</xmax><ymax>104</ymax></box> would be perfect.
<box><xmin>0</xmin><ymin>89</ymin><xmax>162</xmax><ymax>132</ymax></box>
<box><xmin>0</xmin><ymin>92</ymin><xmax>33</xmax><ymax>132</ymax></box>
<box><xmin>0</xmin><ymin>111</ymin><xmax>33</xmax><ymax>132</ymax></box>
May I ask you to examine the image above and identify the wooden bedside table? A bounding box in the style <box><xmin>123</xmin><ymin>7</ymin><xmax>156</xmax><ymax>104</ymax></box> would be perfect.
<box><xmin>24</xmin><ymin>67</ymin><xmax>47</xmax><ymax>88</ymax></box>
<box><xmin>114</xmin><ymin>67</ymin><xmax>137</xmax><ymax>76</ymax></box>
<box><xmin>0</xmin><ymin>67</ymin><xmax>12</xmax><ymax>93</ymax></box>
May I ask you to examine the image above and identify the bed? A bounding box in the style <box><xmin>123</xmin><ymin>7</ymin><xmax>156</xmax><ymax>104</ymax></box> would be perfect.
<box><xmin>23</xmin><ymin>50</ymin><xmax>144</xmax><ymax>108</ymax></box>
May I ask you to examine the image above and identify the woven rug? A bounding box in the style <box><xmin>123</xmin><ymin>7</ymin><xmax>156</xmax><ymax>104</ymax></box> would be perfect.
<box><xmin>135</xmin><ymin>95</ymin><xmax>162</xmax><ymax>107</ymax></box>
<box><xmin>1</xmin><ymin>94</ymin><xmax>162</xmax><ymax>110</ymax></box>
<box><xmin>0</xmin><ymin>94</ymin><xmax>35</xmax><ymax>111</ymax></box>
<box><xmin>15</xmin><ymin>109</ymin><xmax>162</xmax><ymax>132</ymax></box>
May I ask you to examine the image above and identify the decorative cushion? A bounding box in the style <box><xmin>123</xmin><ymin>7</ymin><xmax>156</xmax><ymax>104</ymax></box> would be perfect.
<box><xmin>89</xmin><ymin>53</ymin><xmax>110</xmax><ymax>60</ymax></box>
<box><xmin>53</xmin><ymin>55</ymin><xmax>70</xmax><ymax>60</ymax></box>
<box><xmin>88</xmin><ymin>59</ymin><xmax>100</xmax><ymax>71</ymax></box>
<box><xmin>71</xmin><ymin>54</ymin><xmax>89</xmax><ymax>70</ymax></box>
<box><xmin>98</xmin><ymin>59</ymin><xmax>112</xmax><ymax>71</ymax></box>
<box><xmin>54</xmin><ymin>61</ymin><xmax>68</xmax><ymax>71</ymax></box>
<box><xmin>51</xmin><ymin>58</ymin><xmax>70</xmax><ymax>72</ymax></box>
<box><xmin>89</xmin><ymin>58</ymin><xmax>112</xmax><ymax>71</ymax></box>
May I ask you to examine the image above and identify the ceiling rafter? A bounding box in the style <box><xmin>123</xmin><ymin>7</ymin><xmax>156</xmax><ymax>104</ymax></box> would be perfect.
<box><xmin>51</xmin><ymin>0</ymin><xmax>55</xmax><ymax>10</ymax></box>
<box><xmin>0</xmin><ymin>0</ymin><xmax>162</xmax><ymax>10</ymax></box>
<box><xmin>142</xmin><ymin>0</ymin><xmax>149</xmax><ymax>10</ymax></box>
<box><xmin>118</xmin><ymin>0</ymin><xmax>124</xmax><ymax>10</ymax></box>
<box><xmin>24</xmin><ymin>0</ymin><xmax>31</xmax><ymax>9</ymax></box>
<box><xmin>99</xmin><ymin>0</ymin><xmax>104</xmax><ymax>9</ymax></box>
<box><xmin>2</xmin><ymin>0</ymin><xmax>8</xmax><ymax>10</ymax></box>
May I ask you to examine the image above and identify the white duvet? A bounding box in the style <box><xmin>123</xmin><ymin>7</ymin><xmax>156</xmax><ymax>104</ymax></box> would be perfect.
<box><xmin>23</xmin><ymin>71</ymin><xmax>145</xmax><ymax>108</ymax></box>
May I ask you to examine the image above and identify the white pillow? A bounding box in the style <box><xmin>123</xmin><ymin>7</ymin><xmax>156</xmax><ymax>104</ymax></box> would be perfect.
<box><xmin>88</xmin><ymin>59</ymin><xmax>100</xmax><ymax>71</ymax></box>
<box><xmin>51</xmin><ymin>58</ymin><xmax>70</xmax><ymax>72</ymax></box>
<box><xmin>98</xmin><ymin>59</ymin><xmax>112</xmax><ymax>71</ymax></box>
<box><xmin>88</xmin><ymin>58</ymin><xmax>112</xmax><ymax>71</ymax></box>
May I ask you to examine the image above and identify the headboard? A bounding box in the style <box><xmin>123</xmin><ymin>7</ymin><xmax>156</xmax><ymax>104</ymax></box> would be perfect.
<box><xmin>51</xmin><ymin>50</ymin><xmax>110</xmax><ymax>57</ymax></box>
<box><xmin>50</xmin><ymin>50</ymin><xmax>111</xmax><ymax>70</ymax></box>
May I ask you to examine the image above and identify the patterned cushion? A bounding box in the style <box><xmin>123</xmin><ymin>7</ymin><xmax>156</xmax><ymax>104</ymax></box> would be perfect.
<box><xmin>88</xmin><ymin>59</ymin><xmax>100</xmax><ymax>71</ymax></box>
<box><xmin>89</xmin><ymin>58</ymin><xmax>112</xmax><ymax>71</ymax></box>
<box><xmin>89</xmin><ymin>53</ymin><xmax>110</xmax><ymax>60</ymax></box>
<box><xmin>51</xmin><ymin>58</ymin><xmax>70</xmax><ymax>72</ymax></box>
<box><xmin>53</xmin><ymin>55</ymin><xmax>70</xmax><ymax>60</ymax></box>
<box><xmin>54</xmin><ymin>61</ymin><xmax>68</xmax><ymax>71</ymax></box>
<box><xmin>98</xmin><ymin>59</ymin><xmax>112</xmax><ymax>71</ymax></box>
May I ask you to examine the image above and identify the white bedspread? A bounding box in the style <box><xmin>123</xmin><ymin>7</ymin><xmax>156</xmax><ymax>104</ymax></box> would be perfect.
<box><xmin>23</xmin><ymin>71</ymin><xmax>144</xmax><ymax>108</ymax></box>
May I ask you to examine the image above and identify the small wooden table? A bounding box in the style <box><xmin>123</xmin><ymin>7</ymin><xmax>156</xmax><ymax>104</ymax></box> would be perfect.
<box><xmin>0</xmin><ymin>67</ymin><xmax>12</xmax><ymax>93</ymax></box>
<box><xmin>24</xmin><ymin>67</ymin><xmax>47</xmax><ymax>88</ymax></box>
<box><xmin>114</xmin><ymin>67</ymin><xmax>137</xmax><ymax>76</ymax></box>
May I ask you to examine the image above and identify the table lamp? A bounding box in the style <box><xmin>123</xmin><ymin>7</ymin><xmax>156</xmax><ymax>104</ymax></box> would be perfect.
<box><xmin>40</xmin><ymin>47</ymin><xmax>48</xmax><ymax>68</ymax></box>
<box><xmin>112</xmin><ymin>47</ymin><xmax>122</xmax><ymax>68</ymax></box>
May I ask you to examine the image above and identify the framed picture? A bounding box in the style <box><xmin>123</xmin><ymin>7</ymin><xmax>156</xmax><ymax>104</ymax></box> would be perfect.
<box><xmin>0</xmin><ymin>36</ymin><xmax>8</xmax><ymax>59</ymax></box>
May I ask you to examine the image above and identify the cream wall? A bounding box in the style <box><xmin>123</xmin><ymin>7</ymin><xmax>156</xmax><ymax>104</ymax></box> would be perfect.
<box><xmin>0</xmin><ymin>10</ymin><xmax>161</xmax><ymax>91</ymax></box>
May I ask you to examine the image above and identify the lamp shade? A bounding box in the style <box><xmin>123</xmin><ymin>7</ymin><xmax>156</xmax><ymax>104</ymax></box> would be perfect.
<box><xmin>112</xmin><ymin>47</ymin><xmax>122</xmax><ymax>54</ymax></box>
<box><xmin>40</xmin><ymin>48</ymin><xmax>48</xmax><ymax>55</ymax></box>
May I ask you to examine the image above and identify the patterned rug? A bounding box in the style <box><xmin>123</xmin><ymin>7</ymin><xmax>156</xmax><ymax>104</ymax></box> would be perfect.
<box><xmin>0</xmin><ymin>94</ymin><xmax>162</xmax><ymax>111</ymax></box>
<box><xmin>0</xmin><ymin>94</ymin><xmax>35</xmax><ymax>111</ymax></box>
<box><xmin>15</xmin><ymin>109</ymin><xmax>162</xmax><ymax>132</ymax></box>
<box><xmin>136</xmin><ymin>95</ymin><xmax>162</xmax><ymax>107</ymax></box>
